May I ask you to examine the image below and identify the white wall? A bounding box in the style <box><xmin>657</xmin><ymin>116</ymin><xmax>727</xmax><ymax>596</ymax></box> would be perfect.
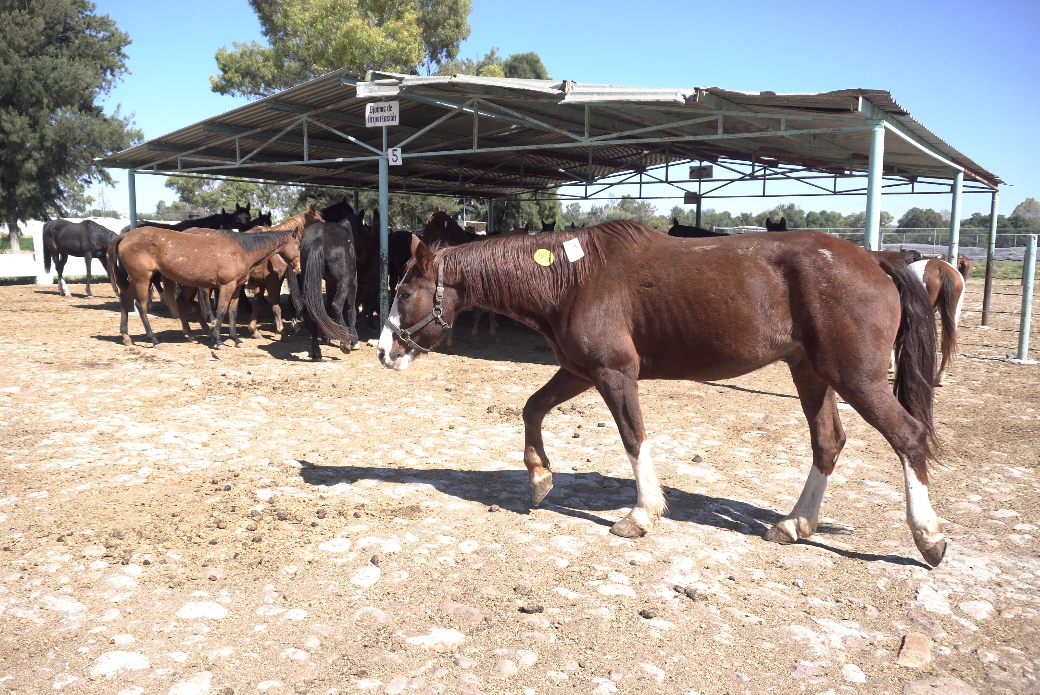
<box><xmin>0</xmin><ymin>218</ymin><xmax>130</xmax><ymax>283</ymax></box>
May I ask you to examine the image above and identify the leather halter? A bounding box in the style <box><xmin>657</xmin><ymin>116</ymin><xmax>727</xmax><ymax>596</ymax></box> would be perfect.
<box><xmin>385</xmin><ymin>261</ymin><xmax>453</xmax><ymax>354</ymax></box>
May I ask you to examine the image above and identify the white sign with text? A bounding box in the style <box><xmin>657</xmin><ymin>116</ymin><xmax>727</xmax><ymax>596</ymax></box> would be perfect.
<box><xmin>365</xmin><ymin>101</ymin><xmax>400</xmax><ymax>127</ymax></box>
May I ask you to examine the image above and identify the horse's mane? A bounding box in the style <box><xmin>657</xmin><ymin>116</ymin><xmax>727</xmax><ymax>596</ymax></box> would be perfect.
<box><xmin>254</xmin><ymin>206</ymin><xmax>322</xmax><ymax>237</ymax></box>
<box><xmin>437</xmin><ymin>219</ymin><xmax>655</xmax><ymax>312</ymax></box>
<box><xmin>209</xmin><ymin>228</ymin><xmax>294</xmax><ymax>254</ymax></box>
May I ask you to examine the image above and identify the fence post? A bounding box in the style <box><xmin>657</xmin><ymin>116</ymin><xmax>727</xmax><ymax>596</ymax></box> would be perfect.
<box><xmin>982</xmin><ymin>190</ymin><xmax>999</xmax><ymax>326</ymax></box>
<box><xmin>1017</xmin><ymin>234</ymin><xmax>1037</xmax><ymax>361</ymax></box>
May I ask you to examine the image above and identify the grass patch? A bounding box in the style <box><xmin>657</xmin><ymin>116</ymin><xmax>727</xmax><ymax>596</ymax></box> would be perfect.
<box><xmin>0</xmin><ymin>237</ymin><xmax>35</xmax><ymax>252</ymax></box>
<box><xmin>968</xmin><ymin>260</ymin><xmax>1035</xmax><ymax>282</ymax></box>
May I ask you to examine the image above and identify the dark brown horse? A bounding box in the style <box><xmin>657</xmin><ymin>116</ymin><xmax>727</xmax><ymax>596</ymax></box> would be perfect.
<box><xmin>109</xmin><ymin>227</ymin><xmax>300</xmax><ymax>348</ymax></box>
<box><xmin>377</xmin><ymin>222</ymin><xmax>948</xmax><ymax>567</ymax></box>
<box><xmin>42</xmin><ymin>219</ymin><xmax>118</xmax><ymax>297</ymax></box>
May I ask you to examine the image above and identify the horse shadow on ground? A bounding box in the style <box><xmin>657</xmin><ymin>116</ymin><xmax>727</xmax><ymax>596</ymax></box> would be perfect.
<box><xmin>298</xmin><ymin>463</ymin><xmax>928</xmax><ymax>569</ymax></box>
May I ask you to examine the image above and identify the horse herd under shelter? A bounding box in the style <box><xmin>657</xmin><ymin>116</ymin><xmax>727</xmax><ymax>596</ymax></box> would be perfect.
<box><xmin>99</xmin><ymin>70</ymin><xmax>1013</xmax><ymax>337</ymax></box>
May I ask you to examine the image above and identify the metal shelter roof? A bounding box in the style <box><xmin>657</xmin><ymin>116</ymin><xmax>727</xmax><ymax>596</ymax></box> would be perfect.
<box><xmin>99</xmin><ymin>69</ymin><xmax>1002</xmax><ymax>197</ymax></box>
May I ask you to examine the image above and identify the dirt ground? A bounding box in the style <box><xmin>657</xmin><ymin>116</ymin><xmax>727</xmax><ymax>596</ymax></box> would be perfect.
<box><xmin>0</xmin><ymin>275</ymin><xmax>1038</xmax><ymax>695</ymax></box>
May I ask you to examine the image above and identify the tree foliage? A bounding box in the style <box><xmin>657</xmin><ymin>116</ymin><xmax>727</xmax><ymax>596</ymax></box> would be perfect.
<box><xmin>163</xmin><ymin>176</ymin><xmax>298</xmax><ymax>218</ymax></box>
<box><xmin>897</xmin><ymin>207</ymin><xmax>946</xmax><ymax>228</ymax></box>
<box><xmin>0</xmin><ymin>0</ymin><xmax>141</xmax><ymax>235</ymax></box>
<box><xmin>1012</xmin><ymin>197</ymin><xmax>1040</xmax><ymax>222</ymax></box>
<box><xmin>211</xmin><ymin>0</ymin><xmax>472</xmax><ymax>98</ymax></box>
<box><xmin>503</xmin><ymin>52</ymin><xmax>549</xmax><ymax>80</ymax></box>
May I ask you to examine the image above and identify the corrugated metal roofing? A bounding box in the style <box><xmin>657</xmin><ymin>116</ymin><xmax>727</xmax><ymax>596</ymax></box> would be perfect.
<box><xmin>98</xmin><ymin>69</ymin><xmax>1001</xmax><ymax>196</ymax></box>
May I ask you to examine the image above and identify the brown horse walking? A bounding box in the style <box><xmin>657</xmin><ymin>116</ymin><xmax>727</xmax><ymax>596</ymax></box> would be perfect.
<box><xmin>109</xmin><ymin>227</ymin><xmax>301</xmax><ymax>348</ymax></box>
<box><xmin>378</xmin><ymin>222</ymin><xmax>948</xmax><ymax>567</ymax></box>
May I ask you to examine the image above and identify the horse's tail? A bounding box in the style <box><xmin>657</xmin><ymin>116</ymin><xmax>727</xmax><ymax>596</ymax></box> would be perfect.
<box><xmin>937</xmin><ymin>265</ymin><xmax>959</xmax><ymax>364</ymax></box>
<box><xmin>42</xmin><ymin>223</ymin><xmax>54</xmax><ymax>272</ymax></box>
<box><xmin>196</xmin><ymin>288</ymin><xmax>215</xmax><ymax>324</ymax></box>
<box><xmin>302</xmin><ymin>242</ymin><xmax>355</xmax><ymax>346</ymax></box>
<box><xmin>106</xmin><ymin>236</ymin><xmax>128</xmax><ymax>295</ymax></box>
<box><xmin>876</xmin><ymin>255</ymin><xmax>940</xmax><ymax>461</ymax></box>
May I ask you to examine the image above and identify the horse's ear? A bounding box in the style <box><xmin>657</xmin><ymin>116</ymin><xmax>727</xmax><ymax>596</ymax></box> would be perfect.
<box><xmin>525</xmin><ymin>222</ymin><xmax>530</xmax><ymax>231</ymax></box>
<box><xmin>410</xmin><ymin>235</ymin><xmax>434</xmax><ymax>272</ymax></box>
<box><xmin>221</xmin><ymin>208</ymin><xmax>227</xmax><ymax>214</ymax></box>
<box><xmin>672</xmin><ymin>216</ymin><xmax>679</xmax><ymax>226</ymax></box>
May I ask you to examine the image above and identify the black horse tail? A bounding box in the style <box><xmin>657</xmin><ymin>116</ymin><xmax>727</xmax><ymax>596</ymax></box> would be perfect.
<box><xmin>42</xmin><ymin>222</ymin><xmax>54</xmax><ymax>273</ymax></box>
<box><xmin>937</xmin><ymin>266</ymin><xmax>959</xmax><ymax>365</ymax></box>
<box><xmin>302</xmin><ymin>243</ymin><xmax>355</xmax><ymax>347</ymax></box>
<box><xmin>876</xmin><ymin>255</ymin><xmax>940</xmax><ymax>462</ymax></box>
<box><xmin>195</xmin><ymin>288</ymin><xmax>215</xmax><ymax>324</ymax></box>
<box><xmin>106</xmin><ymin>236</ymin><xmax>128</xmax><ymax>296</ymax></box>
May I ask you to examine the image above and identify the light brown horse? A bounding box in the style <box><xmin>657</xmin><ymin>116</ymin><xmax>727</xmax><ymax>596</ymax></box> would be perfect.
<box><xmin>161</xmin><ymin>207</ymin><xmax>323</xmax><ymax>340</ymax></box>
<box><xmin>911</xmin><ymin>258</ymin><xmax>966</xmax><ymax>386</ymax></box>
<box><xmin>109</xmin><ymin>227</ymin><xmax>301</xmax><ymax>348</ymax></box>
<box><xmin>378</xmin><ymin>222</ymin><xmax>949</xmax><ymax>567</ymax></box>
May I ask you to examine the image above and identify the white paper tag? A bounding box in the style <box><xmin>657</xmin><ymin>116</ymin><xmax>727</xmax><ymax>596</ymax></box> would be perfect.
<box><xmin>562</xmin><ymin>238</ymin><xmax>584</xmax><ymax>262</ymax></box>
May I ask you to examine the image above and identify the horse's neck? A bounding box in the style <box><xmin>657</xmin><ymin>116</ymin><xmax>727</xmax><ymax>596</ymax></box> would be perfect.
<box><xmin>245</xmin><ymin>232</ymin><xmax>293</xmax><ymax>264</ymax></box>
<box><xmin>451</xmin><ymin>259</ymin><xmax>548</xmax><ymax>327</ymax></box>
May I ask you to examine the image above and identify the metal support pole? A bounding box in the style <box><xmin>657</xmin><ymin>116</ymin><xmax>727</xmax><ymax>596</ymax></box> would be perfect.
<box><xmin>864</xmin><ymin>123</ymin><xmax>885</xmax><ymax>251</ymax></box>
<box><xmin>353</xmin><ymin>188</ymin><xmax>359</xmax><ymax>213</ymax></box>
<box><xmin>487</xmin><ymin>200</ymin><xmax>494</xmax><ymax>234</ymax></box>
<box><xmin>128</xmin><ymin>170</ymin><xmax>138</xmax><ymax>229</ymax></box>
<box><xmin>1017</xmin><ymin>234</ymin><xmax>1036</xmax><ymax>360</ymax></box>
<box><xmin>695</xmin><ymin>197</ymin><xmax>702</xmax><ymax>228</ymax></box>
<box><xmin>378</xmin><ymin>127</ymin><xmax>390</xmax><ymax>328</ymax></box>
<box><xmin>982</xmin><ymin>190</ymin><xmax>1000</xmax><ymax>326</ymax></box>
<box><xmin>948</xmin><ymin>170</ymin><xmax>963</xmax><ymax>263</ymax></box>
<box><xmin>303</xmin><ymin>117</ymin><xmax>309</xmax><ymax>162</ymax></box>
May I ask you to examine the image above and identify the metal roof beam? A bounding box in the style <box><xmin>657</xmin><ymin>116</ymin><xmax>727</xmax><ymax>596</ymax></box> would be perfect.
<box><xmin>202</xmin><ymin>123</ymin><xmax>376</xmax><ymax>157</ymax></box>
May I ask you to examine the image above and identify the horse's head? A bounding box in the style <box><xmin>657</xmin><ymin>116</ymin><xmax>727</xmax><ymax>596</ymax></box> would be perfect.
<box><xmin>541</xmin><ymin>219</ymin><xmax>556</xmax><ymax>231</ymax></box>
<box><xmin>766</xmin><ymin>216</ymin><xmax>788</xmax><ymax>232</ymax></box>
<box><xmin>377</xmin><ymin>236</ymin><xmax>460</xmax><ymax>370</ymax></box>
<box><xmin>320</xmin><ymin>198</ymin><xmax>353</xmax><ymax>224</ymax></box>
<box><xmin>277</xmin><ymin>236</ymin><xmax>303</xmax><ymax>274</ymax></box>
<box><xmin>233</xmin><ymin>203</ymin><xmax>252</xmax><ymax>228</ymax></box>
<box><xmin>303</xmin><ymin>205</ymin><xmax>325</xmax><ymax>226</ymax></box>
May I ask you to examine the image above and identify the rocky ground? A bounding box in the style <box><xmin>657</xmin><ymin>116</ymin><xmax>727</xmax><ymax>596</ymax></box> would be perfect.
<box><xmin>0</xmin><ymin>276</ymin><xmax>1037</xmax><ymax>695</ymax></box>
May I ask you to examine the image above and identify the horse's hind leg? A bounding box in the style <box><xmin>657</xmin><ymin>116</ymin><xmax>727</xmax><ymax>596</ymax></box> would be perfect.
<box><xmin>470</xmin><ymin>308</ymin><xmax>482</xmax><ymax>342</ymax></box>
<box><xmin>247</xmin><ymin>283</ymin><xmax>265</xmax><ymax>339</ymax></box>
<box><xmin>130</xmin><ymin>277</ymin><xmax>159</xmax><ymax>347</ymax></box>
<box><xmin>266</xmin><ymin>275</ymin><xmax>285</xmax><ymax>334</ymax></box>
<box><xmin>765</xmin><ymin>358</ymin><xmax>846</xmax><ymax>545</ymax></box>
<box><xmin>591</xmin><ymin>366</ymin><xmax>667</xmax><ymax>538</ymax></box>
<box><xmin>210</xmin><ymin>286</ymin><xmax>235</xmax><ymax>349</ymax></box>
<box><xmin>118</xmin><ymin>282</ymin><xmax>135</xmax><ymax>346</ymax></box>
<box><xmin>328</xmin><ymin>276</ymin><xmax>357</xmax><ymax>352</ymax></box>
<box><xmin>228</xmin><ymin>292</ymin><xmax>244</xmax><ymax>347</ymax></box>
<box><xmin>523</xmin><ymin>368</ymin><xmax>593</xmax><ymax>505</ymax></box>
<box><xmin>84</xmin><ymin>254</ymin><xmax>93</xmax><ymax>297</ymax></box>
<box><xmin>489</xmin><ymin>311</ymin><xmax>499</xmax><ymax>343</ymax></box>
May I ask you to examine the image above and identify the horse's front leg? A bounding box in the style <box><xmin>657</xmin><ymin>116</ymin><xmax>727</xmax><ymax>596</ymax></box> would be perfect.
<box><xmin>489</xmin><ymin>311</ymin><xmax>499</xmax><ymax>343</ymax></box>
<box><xmin>469</xmin><ymin>307</ymin><xmax>482</xmax><ymax>342</ymax></box>
<box><xmin>84</xmin><ymin>254</ymin><xmax>93</xmax><ymax>297</ymax></box>
<box><xmin>522</xmin><ymin>368</ymin><xmax>593</xmax><ymax>505</ymax></box>
<box><xmin>56</xmin><ymin>255</ymin><xmax>68</xmax><ymax>296</ymax></box>
<box><xmin>593</xmin><ymin>366</ymin><xmax>666</xmax><ymax>538</ymax></box>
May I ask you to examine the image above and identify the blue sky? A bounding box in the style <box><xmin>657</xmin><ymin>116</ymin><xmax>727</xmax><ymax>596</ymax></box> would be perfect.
<box><xmin>95</xmin><ymin>0</ymin><xmax>1039</xmax><ymax>221</ymax></box>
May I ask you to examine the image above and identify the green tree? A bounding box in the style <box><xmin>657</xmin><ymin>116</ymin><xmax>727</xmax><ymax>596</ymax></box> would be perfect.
<box><xmin>211</xmin><ymin>0</ymin><xmax>472</xmax><ymax>98</ymax></box>
<box><xmin>164</xmin><ymin>176</ymin><xmax>298</xmax><ymax>217</ymax></box>
<box><xmin>805</xmin><ymin>210</ymin><xmax>846</xmax><ymax>228</ymax></box>
<box><xmin>503</xmin><ymin>52</ymin><xmax>549</xmax><ymax>80</ymax></box>
<box><xmin>897</xmin><ymin>208</ymin><xmax>945</xmax><ymax>228</ymax></box>
<box><xmin>1012</xmin><ymin>197</ymin><xmax>1040</xmax><ymax>223</ymax></box>
<box><xmin>0</xmin><ymin>0</ymin><xmax>141</xmax><ymax>251</ymax></box>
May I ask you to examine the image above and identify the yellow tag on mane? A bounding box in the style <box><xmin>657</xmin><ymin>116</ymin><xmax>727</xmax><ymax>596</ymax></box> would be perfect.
<box><xmin>534</xmin><ymin>248</ymin><xmax>554</xmax><ymax>266</ymax></box>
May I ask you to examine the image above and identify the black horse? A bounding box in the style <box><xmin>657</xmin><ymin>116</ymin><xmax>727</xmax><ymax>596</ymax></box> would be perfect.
<box><xmin>294</xmin><ymin>221</ymin><xmax>360</xmax><ymax>360</ymax></box>
<box><xmin>136</xmin><ymin>204</ymin><xmax>251</xmax><ymax>232</ymax></box>
<box><xmin>765</xmin><ymin>216</ymin><xmax>788</xmax><ymax>231</ymax></box>
<box><xmin>666</xmin><ymin>217</ymin><xmax>728</xmax><ymax>238</ymax></box>
<box><xmin>42</xmin><ymin>219</ymin><xmax>119</xmax><ymax>297</ymax></box>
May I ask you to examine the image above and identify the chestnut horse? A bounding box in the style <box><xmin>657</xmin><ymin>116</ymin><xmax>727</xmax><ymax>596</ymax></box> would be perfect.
<box><xmin>911</xmin><ymin>258</ymin><xmax>965</xmax><ymax>386</ymax></box>
<box><xmin>109</xmin><ymin>227</ymin><xmax>300</xmax><ymax>348</ymax></box>
<box><xmin>378</xmin><ymin>222</ymin><xmax>948</xmax><ymax>567</ymax></box>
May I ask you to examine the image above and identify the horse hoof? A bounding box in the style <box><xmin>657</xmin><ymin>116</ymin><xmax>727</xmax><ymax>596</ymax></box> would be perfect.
<box><xmin>468</xmin><ymin>335</ymin><xmax>478</xmax><ymax>343</ymax></box>
<box><xmin>610</xmin><ymin>517</ymin><xmax>648</xmax><ymax>539</ymax></box>
<box><xmin>250</xmin><ymin>332</ymin><xmax>262</xmax><ymax>340</ymax></box>
<box><xmin>186</xmin><ymin>335</ymin><xmax>198</xmax><ymax>343</ymax></box>
<box><xmin>530</xmin><ymin>472</ymin><xmax>553</xmax><ymax>506</ymax></box>
<box><xmin>764</xmin><ymin>523</ymin><xmax>798</xmax><ymax>545</ymax></box>
<box><xmin>212</xmin><ymin>343</ymin><xmax>223</xmax><ymax>350</ymax></box>
<box><xmin>121</xmin><ymin>335</ymin><xmax>132</xmax><ymax>347</ymax></box>
<box><xmin>234</xmin><ymin>342</ymin><xmax>245</xmax><ymax>349</ymax></box>
<box><xmin>917</xmin><ymin>537</ymin><xmax>947</xmax><ymax>568</ymax></box>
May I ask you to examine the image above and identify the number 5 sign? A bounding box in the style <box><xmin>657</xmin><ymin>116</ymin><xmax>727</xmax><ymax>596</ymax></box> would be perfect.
<box><xmin>388</xmin><ymin>148</ymin><xmax>402</xmax><ymax>166</ymax></box>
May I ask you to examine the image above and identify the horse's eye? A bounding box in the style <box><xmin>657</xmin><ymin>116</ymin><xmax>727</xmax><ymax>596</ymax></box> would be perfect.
<box><xmin>398</xmin><ymin>291</ymin><xmax>411</xmax><ymax>301</ymax></box>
